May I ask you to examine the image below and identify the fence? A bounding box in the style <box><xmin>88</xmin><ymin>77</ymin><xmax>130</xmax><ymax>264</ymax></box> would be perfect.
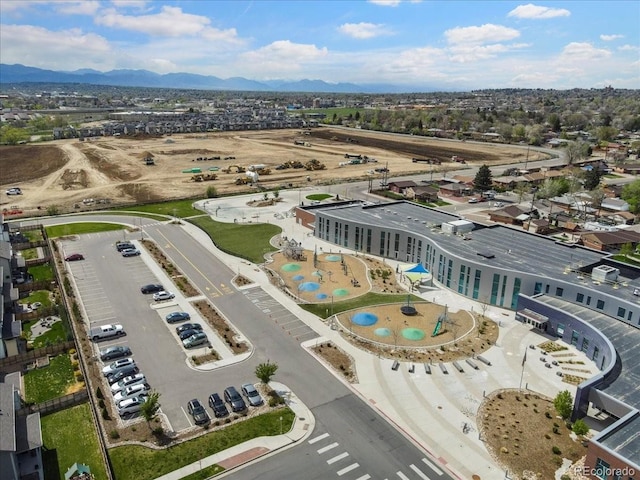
<box><xmin>0</xmin><ymin>341</ymin><xmax>75</xmax><ymax>372</ymax></box>
<box><xmin>18</xmin><ymin>390</ymin><xmax>88</xmax><ymax>416</ymax></box>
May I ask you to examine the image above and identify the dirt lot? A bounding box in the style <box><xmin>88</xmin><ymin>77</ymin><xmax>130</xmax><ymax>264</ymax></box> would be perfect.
<box><xmin>0</xmin><ymin>127</ymin><xmax>542</xmax><ymax>216</ymax></box>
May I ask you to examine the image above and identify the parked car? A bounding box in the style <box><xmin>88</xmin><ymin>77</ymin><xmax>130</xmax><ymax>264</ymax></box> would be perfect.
<box><xmin>99</xmin><ymin>345</ymin><xmax>131</xmax><ymax>361</ymax></box>
<box><xmin>178</xmin><ymin>328</ymin><xmax>201</xmax><ymax>340</ymax></box>
<box><xmin>102</xmin><ymin>357</ymin><xmax>135</xmax><ymax>376</ymax></box>
<box><xmin>113</xmin><ymin>383</ymin><xmax>150</xmax><ymax>403</ymax></box>
<box><xmin>121</xmin><ymin>248</ymin><xmax>141</xmax><ymax>257</ymax></box>
<box><xmin>153</xmin><ymin>291</ymin><xmax>175</xmax><ymax>301</ymax></box>
<box><xmin>107</xmin><ymin>365</ymin><xmax>139</xmax><ymax>384</ymax></box>
<box><xmin>115</xmin><ymin>241</ymin><xmax>135</xmax><ymax>252</ymax></box>
<box><xmin>187</xmin><ymin>399</ymin><xmax>209</xmax><ymax>425</ymax></box>
<box><xmin>64</xmin><ymin>253</ymin><xmax>84</xmax><ymax>262</ymax></box>
<box><xmin>208</xmin><ymin>393</ymin><xmax>229</xmax><ymax>417</ymax></box>
<box><xmin>224</xmin><ymin>386</ymin><xmax>247</xmax><ymax>412</ymax></box>
<box><xmin>241</xmin><ymin>383</ymin><xmax>264</xmax><ymax>407</ymax></box>
<box><xmin>140</xmin><ymin>283</ymin><xmax>163</xmax><ymax>294</ymax></box>
<box><xmin>166</xmin><ymin>311</ymin><xmax>190</xmax><ymax>324</ymax></box>
<box><xmin>494</xmin><ymin>201</ymin><xmax>505</xmax><ymax>208</ymax></box>
<box><xmin>117</xmin><ymin>395</ymin><xmax>148</xmax><ymax>418</ymax></box>
<box><xmin>111</xmin><ymin>373</ymin><xmax>146</xmax><ymax>395</ymax></box>
<box><xmin>182</xmin><ymin>332</ymin><xmax>208</xmax><ymax>349</ymax></box>
<box><xmin>6</xmin><ymin>187</ymin><xmax>22</xmax><ymax>195</ymax></box>
<box><xmin>467</xmin><ymin>197</ymin><xmax>479</xmax><ymax>203</ymax></box>
<box><xmin>175</xmin><ymin>323</ymin><xmax>202</xmax><ymax>334</ymax></box>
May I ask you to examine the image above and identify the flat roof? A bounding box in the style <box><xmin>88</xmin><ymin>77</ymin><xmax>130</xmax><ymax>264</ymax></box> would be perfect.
<box><xmin>317</xmin><ymin>201</ymin><xmax>640</xmax><ymax>301</ymax></box>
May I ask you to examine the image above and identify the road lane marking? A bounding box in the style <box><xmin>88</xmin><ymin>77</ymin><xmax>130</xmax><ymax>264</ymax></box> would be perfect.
<box><xmin>410</xmin><ymin>464</ymin><xmax>432</xmax><ymax>480</ymax></box>
<box><xmin>355</xmin><ymin>475</ymin><xmax>371</xmax><ymax>480</ymax></box>
<box><xmin>317</xmin><ymin>442</ymin><xmax>339</xmax><ymax>454</ymax></box>
<box><xmin>327</xmin><ymin>452</ymin><xmax>349</xmax><ymax>465</ymax></box>
<box><xmin>337</xmin><ymin>463</ymin><xmax>359</xmax><ymax>476</ymax></box>
<box><xmin>396</xmin><ymin>472</ymin><xmax>410</xmax><ymax>480</ymax></box>
<box><xmin>422</xmin><ymin>458</ymin><xmax>443</xmax><ymax>476</ymax></box>
<box><xmin>308</xmin><ymin>432</ymin><xmax>329</xmax><ymax>444</ymax></box>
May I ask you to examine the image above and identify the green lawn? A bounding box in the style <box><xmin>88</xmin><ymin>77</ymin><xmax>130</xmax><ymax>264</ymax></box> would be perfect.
<box><xmin>28</xmin><ymin>263</ymin><xmax>55</xmax><ymax>282</ymax></box>
<box><xmin>23</xmin><ymin>229</ymin><xmax>45</xmax><ymax>242</ymax></box>
<box><xmin>20</xmin><ymin>290</ymin><xmax>53</xmax><ymax>308</ymax></box>
<box><xmin>32</xmin><ymin>320</ymin><xmax>69</xmax><ymax>348</ymax></box>
<box><xmin>110</xmin><ymin>408</ymin><xmax>295</xmax><ymax>480</ymax></box>
<box><xmin>41</xmin><ymin>403</ymin><xmax>108</xmax><ymax>480</ymax></box>
<box><xmin>45</xmin><ymin>222</ymin><xmax>124</xmax><ymax>238</ymax></box>
<box><xmin>188</xmin><ymin>216</ymin><xmax>280</xmax><ymax>263</ymax></box>
<box><xmin>113</xmin><ymin>199</ymin><xmax>202</xmax><ymax>218</ymax></box>
<box><xmin>23</xmin><ymin>353</ymin><xmax>76</xmax><ymax>403</ymax></box>
<box><xmin>306</xmin><ymin>193</ymin><xmax>333</xmax><ymax>201</ymax></box>
<box><xmin>178</xmin><ymin>464</ymin><xmax>224</xmax><ymax>480</ymax></box>
<box><xmin>301</xmin><ymin>292</ymin><xmax>422</xmax><ymax>319</ymax></box>
<box><xmin>20</xmin><ymin>247</ymin><xmax>39</xmax><ymax>260</ymax></box>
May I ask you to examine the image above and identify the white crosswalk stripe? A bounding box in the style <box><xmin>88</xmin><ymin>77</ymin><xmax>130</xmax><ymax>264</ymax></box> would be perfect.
<box><xmin>317</xmin><ymin>442</ymin><xmax>339</xmax><ymax>454</ymax></box>
<box><xmin>308</xmin><ymin>432</ymin><xmax>330</xmax><ymax>444</ymax></box>
<box><xmin>337</xmin><ymin>463</ymin><xmax>360</xmax><ymax>476</ymax></box>
<box><xmin>327</xmin><ymin>452</ymin><xmax>349</xmax><ymax>465</ymax></box>
<box><xmin>396</xmin><ymin>471</ymin><xmax>410</xmax><ymax>480</ymax></box>
<box><xmin>354</xmin><ymin>475</ymin><xmax>371</xmax><ymax>480</ymax></box>
<box><xmin>422</xmin><ymin>458</ymin><xmax>443</xmax><ymax>476</ymax></box>
<box><xmin>410</xmin><ymin>464</ymin><xmax>432</xmax><ymax>480</ymax></box>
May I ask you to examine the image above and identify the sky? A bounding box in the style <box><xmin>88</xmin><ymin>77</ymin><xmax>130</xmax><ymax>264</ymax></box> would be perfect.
<box><xmin>1</xmin><ymin>0</ymin><xmax>639</xmax><ymax>91</ymax></box>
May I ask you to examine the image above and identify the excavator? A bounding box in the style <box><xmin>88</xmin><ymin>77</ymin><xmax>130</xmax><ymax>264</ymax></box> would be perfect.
<box><xmin>222</xmin><ymin>165</ymin><xmax>246</xmax><ymax>174</ymax></box>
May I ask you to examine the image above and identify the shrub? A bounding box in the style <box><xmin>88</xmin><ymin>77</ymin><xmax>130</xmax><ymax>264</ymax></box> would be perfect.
<box><xmin>572</xmin><ymin>418</ymin><xmax>590</xmax><ymax>436</ymax></box>
<box><xmin>101</xmin><ymin>408</ymin><xmax>110</xmax><ymax>420</ymax></box>
<box><xmin>75</xmin><ymin>372</ymin><xmax>84</xmax><ymax>382</ymax></box>
<box><xmin>109</xmin><ymin>430</ymin><xmax>120</xmax><ymax>439</ymax></box>
<box><xmin>152</xmin><ymin>426</ymin><xmax>164</xmax><ymax>436</ymax></box>
<box><xmin>96</xmin><ymin>387</ymin><xmax>104</xmax><ymax>399</ymax></box>
<box><xmin>552</xmin><ymin>446</ymin><xmax>561</xmax><ymax>455</ymax></box>
<box><xmin>98</xmin><ymin>399</ymin><xmax>105</xmax><ymax>409</ymax></box>
<box><xmin>553</xmin><ymin>426</ymin><xmax>560</xmax><ymax>434</ymax></box>
<box><xmin>545</xmin><ymin>411</ymin><xmax>552</xmax><ymax>419</ymax></box>
<box><xmin>225</xmin><ymin>418</ymin><xmax>231</xmax><ymax>424</ymax></box>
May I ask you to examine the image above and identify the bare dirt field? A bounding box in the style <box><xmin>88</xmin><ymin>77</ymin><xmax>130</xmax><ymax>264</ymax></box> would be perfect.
<box><xmin>0</xmin><ymin>127</ymin><xmax>543</xmax><ymax>216</ymax></box>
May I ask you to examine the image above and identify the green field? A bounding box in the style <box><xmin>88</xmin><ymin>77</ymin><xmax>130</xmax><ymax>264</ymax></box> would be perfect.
<box><xmin>113</xmin><ymin>198</ymin><xmax>202</xmax><ymax>218</ymax></box>
<box><xmin>301</xmin><ymin>292</ymin><xmax>423</xmax><ymax>319</ymax></box>
<box><xmin>188</xmin><ymin>216</ymin><xmax>280</xmax><ymax>263</ymax></box>
<box><xmin>46</xmin><ymin>222</ymin><xmax>124</xmax><ymax>238</ymax></box>
<box><xmin>41</xmin><ymin>403</ymin><xmax>108</xmax><ymax>480</ymax></box>
<box><xmin>23</xmin><ymin>353</ymin><xmax>76</xmax><ymax>403</ymax></box>
<box><xmin>28</xmin><ymin>263</ymin><xmax>55</xmax><ymax>282</ymax></box>
<box><xmin>110</xmin><ymin>408</ymin><xmax>295</xmax><ymax>480</ymax></box>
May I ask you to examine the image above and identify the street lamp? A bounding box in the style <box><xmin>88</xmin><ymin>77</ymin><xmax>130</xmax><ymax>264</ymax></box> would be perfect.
<box><xmin>280</xmin><ymin>416</ymin><xmax>283</xmax><ymax>435</ymax></box>
<box><xmin>331</xmin><ymin>295</ymin><xmax>334</xmax><ymax>317</ymax></box>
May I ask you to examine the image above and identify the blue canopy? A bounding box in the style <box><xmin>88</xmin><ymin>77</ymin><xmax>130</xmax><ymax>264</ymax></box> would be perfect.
<box><xmin>405</xmin><ymin>263</ymin><xmax>429</xmax><ymax>274</ymax></box>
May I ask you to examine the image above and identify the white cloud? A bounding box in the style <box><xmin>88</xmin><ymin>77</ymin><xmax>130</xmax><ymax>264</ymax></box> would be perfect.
<box><xmin>559</xmin><ymin>42</ymin><xmax>611</xmax><ymax>61</ymax></box>
<box><xmin>619</xmin><ymin>44</ymin><xmax>639</xmax><ymax>51</ymax></box>
<box><xmin>445</xmin><ymin>24</ymin><xmax>520</xmax><ymax>45</ymax></box>
<box><xmin>53</xmin><ymin>1</ymin><xmax>101</xmax><ymax>15</ymax></box>
<box><xmin>95</xmin><ymin>6</ymin><xmax>212</xmax><ymax>37</ymax></box>
<box><xmin>338</xmin><ymin>22</ymin><xmax>390</xmax><ymax>39</ymax></box>
<box><xmin>368</xmin><ymin>0</ymin><xmax>401</xmax><ymax>6</ymax></box>
<box><xmin>508</xmin><ymin>4</ymin><xmax>570</xmax><ymax>19</ymax></box>
<box><xmin>449</xmin><ymin>42</ymin><xmax>529</xmax><ymax>63</ymax></box>
<box><xmin>600</xmin><ymin>34</ymin><xmax>623</xmax><ymax>41</ymax></box>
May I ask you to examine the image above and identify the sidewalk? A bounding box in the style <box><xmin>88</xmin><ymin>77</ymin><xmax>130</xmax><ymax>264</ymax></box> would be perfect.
<box><xmin>155</xmin><ymin>382</ymin><xmax>314</xmax><ymax>480</ymax></box>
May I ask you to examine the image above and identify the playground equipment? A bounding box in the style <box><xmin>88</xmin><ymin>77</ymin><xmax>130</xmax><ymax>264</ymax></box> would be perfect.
<box><xmin>400</xmin><ymin>295</ymin><xmax>417</xmax><ymax>316</ymax></box>
<box><xmin>432</xmin><ymin>305</ymin><xmax>448</xmax><ymax>336</ymax></box>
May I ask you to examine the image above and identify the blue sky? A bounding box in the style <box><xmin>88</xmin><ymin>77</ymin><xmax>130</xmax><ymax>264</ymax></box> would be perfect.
<box><xmin>1</xmin><ymin>0</ymin><xmax>638</xmax><ymax>90</ymax></box>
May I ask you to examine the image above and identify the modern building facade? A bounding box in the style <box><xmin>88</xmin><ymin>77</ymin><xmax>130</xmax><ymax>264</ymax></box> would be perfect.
<box><xmin>300</xmin><ymin>200</ymin><xmax>640</xmax><ymax>479</ymax></box>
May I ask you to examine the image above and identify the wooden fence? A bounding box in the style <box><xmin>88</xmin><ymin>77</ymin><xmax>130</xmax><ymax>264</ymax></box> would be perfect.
<box><xmin>0</xmin><ymin>341</ymin><xmax>75</xmax><ymax>372</ymax></box>
<box><xmin>18</xmin><ymin>390</ymin><xmax>88</xmax><ymax>416</ymax></box>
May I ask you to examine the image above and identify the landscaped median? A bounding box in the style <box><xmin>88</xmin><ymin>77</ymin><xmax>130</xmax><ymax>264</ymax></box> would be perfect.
<box><xmin>109</xmin><ymin>408</ymin><xmax>295</xmax><ymax>480</ymax></box>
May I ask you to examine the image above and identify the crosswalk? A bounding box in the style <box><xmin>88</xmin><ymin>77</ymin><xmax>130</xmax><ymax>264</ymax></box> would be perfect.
<box><xmin>308</xmin><ymin>432</ymin><xmax>444</xmax><ymax>480</ymax></box>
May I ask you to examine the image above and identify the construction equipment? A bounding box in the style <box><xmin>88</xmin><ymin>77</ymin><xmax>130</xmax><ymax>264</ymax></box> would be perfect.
<box><xmin>144</xmin><ymin>158</ymin><xmax>155</xmax><ymax>165</ymax></box>
<box><xmin>248</xmin><ymin>164</ymin><xmax>271</xmax><ymax>175</ymax></box>
<box><xmin>222</xmin><ymin>165</ymin><xmax>245</xmax><ymax>174</ymax></box>
<box><xmin>305</xmin><ymin>159</ymin><xmax>326</xmax><ymax>171</ymax></box>
<box><xmin>191</xmin><ymin>173</ymin><xmax>217</xmax><ymax>182</ymax></box>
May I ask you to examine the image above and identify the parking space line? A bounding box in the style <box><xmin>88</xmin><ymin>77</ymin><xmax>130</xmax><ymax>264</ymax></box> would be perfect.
<box><xmin>336</xmin><ymin>463</ymin><xmax>359</xmax><ymax>476</ymax></box>
<box><xmin>327</xmin><ymin>452</ymin><xmax>349</xmax><ymax>465</ymax></box>
<box><xmin>308</xmin><ymin>432</ymin><xmax>330</xmax><ymax>444</ymax></box>
<box><xmin>355</xmin><ymin>475</ymin><xmax>371</xmax><ymax>480</ymax></box>
<box><xmin>317</xmin><ymin>442</ymin><xmax>339</xmax><ymax>454</ymax></box>
<box><xmin>410</xmin><ymin>464</ymin><xmax>432</xmax><ymax>480</ymax></box>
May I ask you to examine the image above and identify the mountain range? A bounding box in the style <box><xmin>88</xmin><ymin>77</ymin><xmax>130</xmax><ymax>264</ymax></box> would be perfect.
<box><xmin>0</xmin><ymin>64</ymin><xmax>426</xmax><ymax>94</ymax></box>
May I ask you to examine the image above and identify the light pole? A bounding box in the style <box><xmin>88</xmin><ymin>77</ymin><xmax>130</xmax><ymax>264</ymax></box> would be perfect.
<box><xmin>280</xmin><ymin>416</ymin><xmax>283</xmax><ymax>435</ymax></box>
<box><xmin>331</xmin><ymin>295</ymin><xmax>334</xmax><ymax>317</ymax></box>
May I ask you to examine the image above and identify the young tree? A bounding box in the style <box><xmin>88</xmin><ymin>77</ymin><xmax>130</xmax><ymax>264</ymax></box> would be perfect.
<box><xmin>621</xmin><ymin>179</ymin><xmax>640</xmax><ymax>214</ymax></box>
<box><xmin>140</xmin><ymin>390</ymin><xmax>161</xmax><ymax>425</ymax></box>
<box><xmin>255</xmin><ymin>361</ymin><xmax>278</xmax><ymax>384</ymax></box>
<box><xmin>473</xmin><ymin>164</ymin><xmax>493</xmax><ymax>191</ymax></box>
<box><xmin>583</xmin><ymin>168</ymin><xmax>602</xmax><ymax>191</ymax></box>
<box><xmin>572</xmin><ymin>418</ymin><xmax>590</xmax><ymax>436</ymax></box>
<box><xmin>553</xmin><ymin>390</ymin><xmax>573</xmax><ymax>420</ymax></box>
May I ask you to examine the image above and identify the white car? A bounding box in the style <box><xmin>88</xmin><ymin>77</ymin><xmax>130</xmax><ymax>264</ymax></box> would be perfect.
<box><xmin>6</xmin><ymin>187</ymin><xmax>22</xmax><ymax>195</ymax></box>
<box><xmin>111</xmin><ymin>373</ymin><xmax>146</xmax><ymax>395</ymax></box>
<box><xmin>113</xmin><ymin>383</ymin><xmax>150</xmax><ymax>403</ymax></box>
<box><xmin>117</xmin><ymin>395</ymin><xmax>148</xmax><ymax>417</ymax></box>
<box><xmin>102</xmin><ymin>358</ymin><xmax>135</xmax><ymax>377</ymax></box>
<box><xmin>153</xmin><ymin>291</ymin><xmax>175</xmax><ymax>301</ymax></box>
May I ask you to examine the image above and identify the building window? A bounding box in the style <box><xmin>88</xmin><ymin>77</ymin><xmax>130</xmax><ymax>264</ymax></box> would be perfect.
<box><xmin>576</xmin><ymin>292</ymin><xmax>584</xmax><ymax>303</ymax></box>
<box><xmin>586</xmin><ymin>296</ymin><xmax>591</xmax><ymax>306</ymax></box>
<box><xmin>581</xmin><ymin>337</ymin><xmax>589</xmax><ymax>353</ymax></box>
<box><xmin>490</xmin><ymin>274</ymin><xmax>500</xmax><ymax>305</ymax></box>
<box><xmin>617</xmin><ymin>306</ymin><xmax>626</xmax><ymax>318</ymax></box>
<box><xmin>534</xmin><ymin>282</ymin><xmax>543</xmax><ymax>295</ymax></box>
<box><xmin>592</xmin><ymin>346</ymin><xmax>599</xmax><ymax>361</ymax></box>
<box><xmin>343</xmin><ymin>224</ymin><xmax>349</xmax><ymax>247</ymax></box>
<box><xmin>510</xmin><ymin>278</ymin><xmax>522</xmax><ymax>310</ymax></box>
<box><xmin>596</xmin><ymin>299</ymin><xmax>605</xmax><ymax>310</ymax></box>
<box><xmin>555</xmin><ymin>287</ymin><xmax>564</xmax><ymax>297</ymax></box>
<box><xmin>394</xmin><ymin>233</ymin><xmax>400</xmax><ymax>255</ymax></box>
<box><xmin>628</xmin><ymin>311</ymin><xmax>633</xmax><ymax>322</ymax></box>
<box><xmin>366</xmin><ymin>229</ymin><xmax>371</xmax><ymax>253</ymax></box>
<box><xmin>473</xmin><ymin>270</ymin><xmax>481</xmax><ymax>299</ymax></box>
<box><xmin>355</xmin><ymin>227</ymin><xmax>360</xmax><ymax>252</ymax></box>
<box><xmin>446</xmin><ymin>259</ymin><xmax>453</xmax><ymax>288</ymax></box>
<box><xmin>379</xmin><ymin>231</ymin><xmax>385</xmax><ymax>256</ymax></box>
<box><xmin>557</xmin><ymin>323</ymin><xmax>565</xmax><ymax>337</ymax></box>
<box><xmin>545</xmin><ymin>284</ymin><xmax>550</xmax><ymax>294</ymax></box>
<box><xmin>571</xmin><ymin>330</ymin><xmax>579</xmax><ymax>347</ymax></box>
<box><xmin>593</xmin><ymin>458</ymin><xmax>610</xmax><ymax>480</ymax></box>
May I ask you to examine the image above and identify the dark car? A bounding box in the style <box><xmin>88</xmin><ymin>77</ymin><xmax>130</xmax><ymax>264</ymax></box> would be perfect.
<box><xmin>224</xmin><ymin>386</ymin><xmax>247</xmax><ymax>412</ymax></box>
<box><xmin>99</xmin><ymin>345</ymin><xmax>132</xmax><ymax>361</ymax></box>
<box><xmin>178</xmin><ymin>328</ymin><xmax>200</xmax><ymax>340</ymax></box>
<box><xmin>116</xmin><ymin>242</ymin><xmax>135</xmax><ymax>252</ymax></box>
<box><xmin>64</xmin><ymin>253</ymin><xmax>84</xmax><ymax>261</ymax></box>
<box><xmin>140</xmin><ymin>284</ymin><xmax>163</xmax><ymax>294</ymax></box>
<box><xmin>166</xmin><ymin>311</ymin><xmax>190</xmax><ymax>324</ymax></box>
<box><xmin>187</xmin><ymin>399</ymin><xmax>209</xmax><ymax>425</ymax></box>
<box><xmin>175</xmin><ymin>323</ymin><xmax>202</xmax><ymax>334</ymax></box>
<box><xmin>121</xmin><ymin>248</ymin><xmax>141</xmax><ymax>257</ymax></box>
<box><xmin>107</xmin><ymin>364</ymin><xmax>139</xmax><ymax>384</ymax></box>
<box><xmin>208</xmin><ymin>393</ymin><xmax>229</xmax><ymax>417</ymax></box>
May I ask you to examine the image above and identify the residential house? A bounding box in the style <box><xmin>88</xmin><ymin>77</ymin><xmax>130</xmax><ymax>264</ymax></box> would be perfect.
<box><xmin>387</xmin><ymin>181</ymin><xmax>417</xmax><ymax>196</ymax></box>
<box><xmin>488</xmin><ymin>205</ymin><xmax>532</xmax><ymax>226</ymax></box>
<box><xmin>405</xmin><ymin>185</ymin><xmax>439</xmax><ymax>202</ymax></box>
<box><xmin>579</xmin><ymin>230</ymin><xmax>640</xmax><ymax>252</ymax></box>
<box><xmin>437</xmin><ymin>182</ymin><xmax>469</xmax><ymax>197</ymax></box>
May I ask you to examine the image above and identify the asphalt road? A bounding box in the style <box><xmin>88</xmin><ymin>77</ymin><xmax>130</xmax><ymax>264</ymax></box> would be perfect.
<box><xmin>47</xmin><ymin>214</ymin><xmax>450</xmax><ymax>480</ymax></box>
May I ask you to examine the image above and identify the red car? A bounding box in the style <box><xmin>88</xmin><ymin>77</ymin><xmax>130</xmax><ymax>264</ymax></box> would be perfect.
<box><xmin>64</xmin><ymin>253</ymin><xmax>84</xmax><ymax>261</ymax></box>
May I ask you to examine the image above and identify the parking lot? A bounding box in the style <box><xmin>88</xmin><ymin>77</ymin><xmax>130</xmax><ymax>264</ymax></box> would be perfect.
<box><xmin>60</xmin><ymin>230</ymin><xmax>261</xmax><ymax>431</ymax></box>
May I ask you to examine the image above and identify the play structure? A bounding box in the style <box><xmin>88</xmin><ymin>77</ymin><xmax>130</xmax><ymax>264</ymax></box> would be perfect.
<box><xmin>432</xmin><ymin>305</ymin><xmax>448</xmax><ymax>336</ymax></box>
<box><xmin>400</xmin><ymin>295</ymin><xmax>417</xmax><ymax>316</ymax></box>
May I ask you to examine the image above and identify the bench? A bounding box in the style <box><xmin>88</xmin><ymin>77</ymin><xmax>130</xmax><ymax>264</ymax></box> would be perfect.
<box><xmin>452</xmin><ymin>361</ymin><xmax>464</xmax><ymax>373</ymax></box>
<box><xmin>476</xmin><ymin>355</ymin><xmax>492</xmax><ymax>366</ymax></box>
<box><xmin>465</xmin><ymin>358</ymin><xmax>479</xmax><ymax>370</ymax></box>
<box><xmin>439</xmin><ymin>362</ymin><xmax>448</xmax><ymax>374</ymax></box>
<box><xmin>424</xmin><ymin>363</ymin><xmax>431</xmax><ymax>374</ymax></box>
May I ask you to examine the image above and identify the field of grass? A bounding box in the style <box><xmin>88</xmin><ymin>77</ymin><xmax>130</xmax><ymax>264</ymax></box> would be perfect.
<box><xmin>113</xmin><ymin>198</ymin><xmax>202</xmax><ymax>218</ymax></box>
<box><xmin>32</xmin><ymin>320</ymin><xmax>69</xmax><ymax>348</ymax></box>
<box><xmin>23</xmin><ymin>353</ymin><xmax>76</xmax><ymax>403</ymax></box>
<box><xmin>306</xmin><ymin>193</ymin><xmax>333</xmax><ymax>201</ymax></box>
<box><xmin>188</xmin><ymin>216</ymin><xmax>280</xmax><ymax>264</ymax></box>
<box><xmin>23</xmin><ymin>229</ymin><xmax>45</xmax><ymax>242</ymax></box>
<box><xmin>301</xmin><ymin>292</ymin><xmax>422</xmax><ymax>319</ymax></box>
<box><xmin>20</xmin><ymin>290</ymin><xmax>53</xmax><ymax>308</ymax></box>
<box><xmin>28</xmin><ymin>263</ymin><xmax>54</xmax><ymax>282</ymax></box>
<box><xmin>110</xmin><ymin>408</ymin><xmax>295</xmax><ymax>480</ymax></box>
<box><xmin>20</xmin><ymin>247</ymin><xmax>39</xmax><ymax>260</ymax></box>
<box><xmin>45</xmin><ymin>222</ymin><xmax>124</xmax><ymax>238</ymax></box>
<box><xmin>41</xmin><ymin>403</ymin><xmax>108</xmax><ymax>480</ymax></box>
